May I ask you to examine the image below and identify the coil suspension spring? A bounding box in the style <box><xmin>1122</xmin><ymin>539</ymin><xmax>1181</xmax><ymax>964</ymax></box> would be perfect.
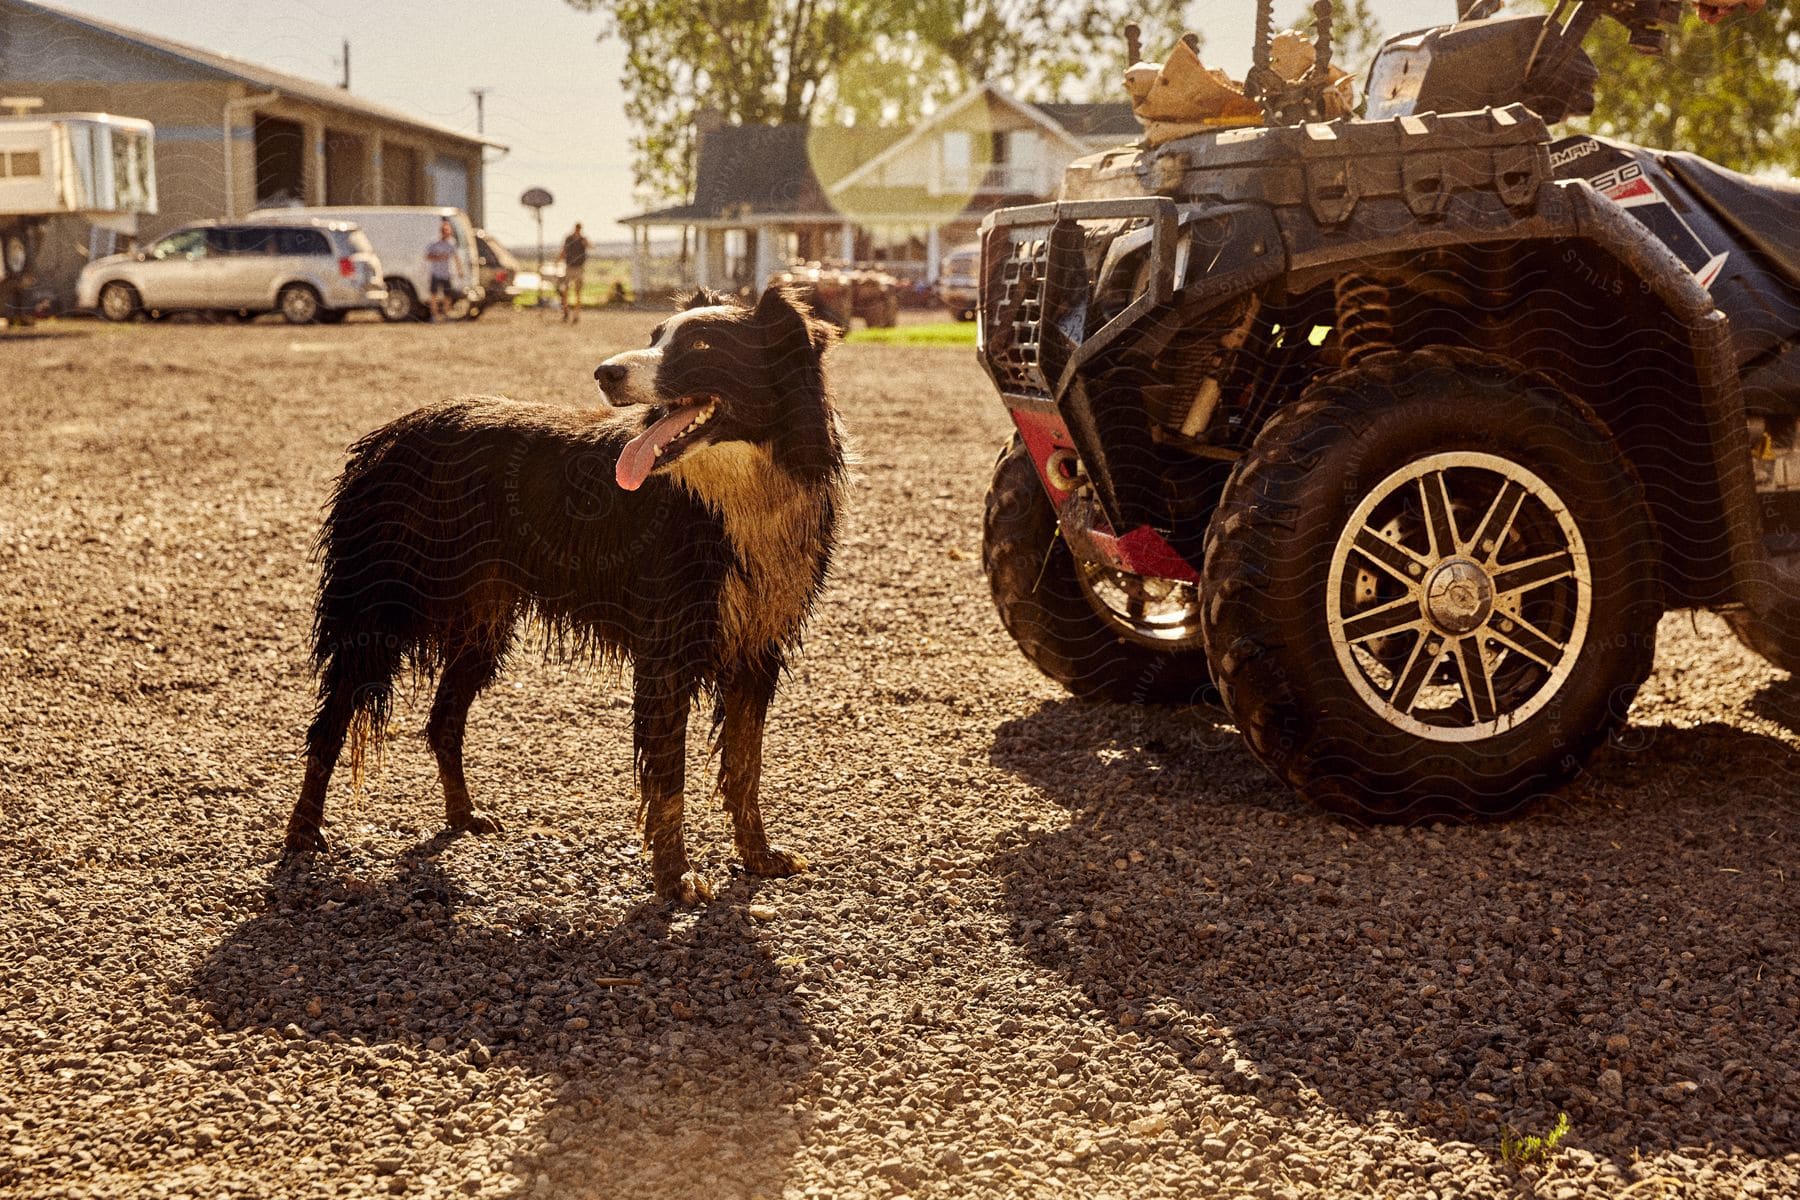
<box><xmin>1334</xmin><ymin>273</ymin><xmax>1395</xmax><ymax>366</ymax></box>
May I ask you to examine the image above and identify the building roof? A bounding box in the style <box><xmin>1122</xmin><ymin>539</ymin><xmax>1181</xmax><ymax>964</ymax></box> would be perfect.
<box><xmin>1036</xmin><ymin>102</ymin><xmax>1140</xmax><ymax>139</ymax></box>
<box><xmin>624</xmin><ymin>86</ymin><xmax>1142</xmax><ymax>227</ymax></box>
<box><xmin>625</xmin><ymin>121</ymin><xmax>901</xmax><ymax>225</ymax></box>
<box><xmin>693</xmin><ymin>124</ymin><xmax>825</xmax><ymax>218</ymax></box>
<box><xmin>3</xmin><ymin>0</ymin><xmax>504</xmax><ymax>150</ymax></box>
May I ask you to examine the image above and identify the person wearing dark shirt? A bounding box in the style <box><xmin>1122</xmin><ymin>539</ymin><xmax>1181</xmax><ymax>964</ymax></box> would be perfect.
<box><xmin>557</xmin><ymin>223</ymin><xmax>589</xmax><ymax>324</ymax></box>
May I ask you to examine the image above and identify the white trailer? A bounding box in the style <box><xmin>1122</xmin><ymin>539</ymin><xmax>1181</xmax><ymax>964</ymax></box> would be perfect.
<box><xmin>0</xmin><ymin>110</ymin><xmax>156</xmax><ymax>321</ymax></box>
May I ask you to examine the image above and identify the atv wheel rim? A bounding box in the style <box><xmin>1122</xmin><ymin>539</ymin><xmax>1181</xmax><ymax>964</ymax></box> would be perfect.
<box><xmin>1075</xmin><ymin>559</ymin><xmax>1206</xmax><ymax>650</ymax></box>
<box><xmin>1325</xmin><ymin>451</ymin><xmax>1590</xmax><ymax>743</ymax></box>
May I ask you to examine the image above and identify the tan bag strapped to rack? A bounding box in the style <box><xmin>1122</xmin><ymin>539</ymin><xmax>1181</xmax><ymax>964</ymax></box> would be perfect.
<box><xmin>1125</xmin><ymin>31</ymin><xmax>1359</xmax><ymax>146</ymax></box>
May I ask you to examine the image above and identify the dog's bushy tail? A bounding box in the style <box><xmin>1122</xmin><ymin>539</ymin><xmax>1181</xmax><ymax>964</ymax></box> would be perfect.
<box><xmin>306</xmin><ymin>417</ymin><xmax>438</xmax><ymax>784</ymax></box>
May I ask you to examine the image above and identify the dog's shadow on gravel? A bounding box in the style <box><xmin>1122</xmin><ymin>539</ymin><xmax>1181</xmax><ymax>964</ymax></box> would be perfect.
<box><xmin>988</xmin><ymin>698</ymin><xmax>1800</xmax><ymax>1162</ymax></box>
<box><xmin>190</xmin><ymin>847</ymin><xmax>818</xmax><ymax>1196</ymax></box>
<box><xmin>1750</xmin><ymin>675</ymin><xmax>1800</xmax><ymax>739</ymax></box>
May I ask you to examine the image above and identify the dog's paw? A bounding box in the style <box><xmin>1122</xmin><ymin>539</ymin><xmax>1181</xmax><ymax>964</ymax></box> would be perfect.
<box><xmin>447</xmin><ymin>810</ymin><xmax>504</xmax><ymax>837</ymax></box>
<box><xmin>742</xmin><ymin>845</ymin><xmax>809</xmax><ymax>878</ymax></box>
<box><xmin>655</xmin><ymin>870</ymin><xmax>715</xmax><ymax>907</ymax></box>
<box><xmin>283</xmin><ymin>826</ymin><xmax>329</xmax><ymax>855</ymax></box>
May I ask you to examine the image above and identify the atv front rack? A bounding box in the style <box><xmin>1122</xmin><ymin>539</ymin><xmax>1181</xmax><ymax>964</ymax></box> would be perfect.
<box><xmin>978</xmin><ymin>196</ymin><xmax>1282</xmax><ymax>406</ymax></box>
<box><xmin>979</xmin><ymin>197</ymin><xmax>1176</xmax><ymax>404</ymax></box>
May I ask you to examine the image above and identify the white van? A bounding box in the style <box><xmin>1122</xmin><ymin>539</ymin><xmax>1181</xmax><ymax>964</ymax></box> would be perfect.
<box><xmin>247</xmin><ymin>205</ymin><xmax>477</xmax><ymax>322</ymax></box>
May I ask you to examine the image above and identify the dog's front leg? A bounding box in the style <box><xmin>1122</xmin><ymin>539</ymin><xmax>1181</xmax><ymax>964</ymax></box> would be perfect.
<box><xmin>635</xmin><ymin>672</ymin><xmax>710</xmax><ymax>905</ymax></box>
<box><xmin>429</xmin><ymin>643</ymin><xmax>507</xmax><ymax>837</ymax></box>
<box><xmin>721</xmin><ymin>657</ymin><xmax>809</xmax><ymax>879</ymax></box>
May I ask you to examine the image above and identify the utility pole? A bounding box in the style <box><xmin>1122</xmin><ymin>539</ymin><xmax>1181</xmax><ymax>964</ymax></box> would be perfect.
<box><xmin>337</xmin><ymin>39</ymin><xmax>350</xmax><ymax>90</ymax></box>
<box><xmin>470</xmin><ymin>89</ymin><xmax>493</xmax><ymax>227</ymax></box>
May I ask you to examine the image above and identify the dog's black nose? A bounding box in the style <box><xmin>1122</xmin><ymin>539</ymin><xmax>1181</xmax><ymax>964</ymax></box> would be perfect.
<box><xmin>595</xmin><ymin>363</ymin><xmax>628</xmax><ymax>389</ymax></box>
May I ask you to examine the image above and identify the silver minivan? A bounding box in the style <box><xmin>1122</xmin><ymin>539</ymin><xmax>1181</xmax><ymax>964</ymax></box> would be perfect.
<box><xmin>248</xmin><ymin>206</ymin><xmax>478</xmax><ymax>322</ymax></box>
<box><xmin>77</xmin><ymin>218</ymin><xmax>385</xmax><ymax>324</ymax></box>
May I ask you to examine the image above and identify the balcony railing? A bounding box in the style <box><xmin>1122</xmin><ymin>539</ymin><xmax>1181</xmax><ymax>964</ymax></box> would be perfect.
<box><xmin>934</xmin><ymin>162</ymin><xmax>1048</xmax><ymax>196</ymax></box>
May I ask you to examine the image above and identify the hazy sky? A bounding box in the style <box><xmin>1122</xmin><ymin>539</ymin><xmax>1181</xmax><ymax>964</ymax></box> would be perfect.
<box><xmin>43</xmin><ymin>0</ymin><xmax>1457</xmax><ymax>247</ymax></box>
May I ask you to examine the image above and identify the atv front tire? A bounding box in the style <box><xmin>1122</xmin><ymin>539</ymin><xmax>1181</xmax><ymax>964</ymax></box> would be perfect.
<box><xmin>1200</xmin><ymin>349</ymin><xmax>1660</xmax><ymax>819</ymax></box>
<box><xmin>983</xmin><ymin>437</ymin><xmax>1213</xmax><ymax>704</ymax></box>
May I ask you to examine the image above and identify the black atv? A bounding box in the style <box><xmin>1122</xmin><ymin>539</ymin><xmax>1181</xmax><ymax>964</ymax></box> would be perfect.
<box><xmin>976</xmin><ymin>0</ymin><xmax>1800</xmax><ymax>817</ymax></box>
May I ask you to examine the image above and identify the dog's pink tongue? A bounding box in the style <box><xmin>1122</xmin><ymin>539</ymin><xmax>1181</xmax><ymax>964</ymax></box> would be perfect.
<box><xmin>616</xmin><ymin>407</ymin><xmax>701</xmax><ymax>491</ymax></box>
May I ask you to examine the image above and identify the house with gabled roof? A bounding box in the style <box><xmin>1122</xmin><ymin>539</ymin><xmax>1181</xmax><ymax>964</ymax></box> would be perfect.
<box><xmin>622</xmin><ymin>84</ymin><xmax>1137</xmax><ymax>294</ymax></box>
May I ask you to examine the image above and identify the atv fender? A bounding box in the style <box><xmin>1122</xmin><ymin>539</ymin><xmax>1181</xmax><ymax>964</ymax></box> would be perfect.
<box><xmin>1274</xmin><ymin>179</ymin><xmax>1763</xmax><ymax>612</ymax></box>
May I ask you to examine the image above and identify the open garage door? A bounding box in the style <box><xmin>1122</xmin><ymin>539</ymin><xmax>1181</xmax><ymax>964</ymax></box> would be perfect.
<box><xmin>253</xmin><ymin>114</ymin><xmax>305</xmax><ymax>206</ymax></box>
<box><xmin>381</xmin><ymin>144</ymin><xmax>421</xmax><ymax>205</ymax></box>
<box><xmin>325</xmin><ymin>130</ymin><xmax>371</xmax><ymax>205</ymax></box>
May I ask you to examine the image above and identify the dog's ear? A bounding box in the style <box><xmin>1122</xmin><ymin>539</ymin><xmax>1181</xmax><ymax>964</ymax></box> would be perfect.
<box><xmin>754</xmin><ymin>286</ymin><xmax>837</xmax><ymax>480</ymax></box>
<box><xmin>755</xmin><ymin>285</ymin><xmax>837</xmax><ymax>355</ymax></box>
<box><xmin>754</xmin><ymin>285</ymin><xmax>816</xmax><ymax>357</ymax></box>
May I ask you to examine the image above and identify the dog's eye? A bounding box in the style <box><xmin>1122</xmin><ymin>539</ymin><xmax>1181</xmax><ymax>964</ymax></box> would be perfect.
<box><xmin>690</xmin><ymin>338</ymin><xmax>710</xmax><ymax>351</ymax></box>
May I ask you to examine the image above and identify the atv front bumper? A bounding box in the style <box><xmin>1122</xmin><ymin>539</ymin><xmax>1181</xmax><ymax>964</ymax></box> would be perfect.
<box><xmin>976</xmin><ymin>196</ymin><xmax>1281</xmax><ymax>580</ymax></box>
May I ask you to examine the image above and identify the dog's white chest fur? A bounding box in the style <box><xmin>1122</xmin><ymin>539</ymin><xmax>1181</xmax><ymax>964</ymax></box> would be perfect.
<box><xmin>668</xmin><ymin>442</ymin><xmax>826</xmax><ymax>663</ymax></box>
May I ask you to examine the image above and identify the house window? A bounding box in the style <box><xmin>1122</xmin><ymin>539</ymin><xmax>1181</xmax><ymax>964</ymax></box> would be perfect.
<box><xmin>1000</xmin><ymin>131</ymin><xmax>1040</xmax><ymax>193</ymax></box>
<box><xmin>941</xmin><ymin>130</ymin><xmax>971</xmax><ymax>192</ymax></box>
<box><xmin>110</xmin><ymin>128</ymin><xmax>153</xmax><ymax>210</ymax></box>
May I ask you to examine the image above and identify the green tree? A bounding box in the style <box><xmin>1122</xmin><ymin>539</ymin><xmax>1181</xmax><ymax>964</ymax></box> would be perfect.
<box><xmin>1577</xmin><ymin>6</ymin><xmax>1800</xmax><ymax>172</ymax></box>
<box><xmin>814</xmin><ymin>1</ymin><xmax>1189</xmax><ymax>127</ymax></box>
<box><xmin>910</xmin><ymin>0</ymin><xmax>1187</xmax><ymax>100</ymax></box>
<box><xmin>569</xmin><ymin>0</ymin><xmax>893</xmax><ymax>204</ymax></box>
<box><xmin>570</xmin><ymin>0</ymin><xmax>1185</xmax><ymax>205</ymax></box>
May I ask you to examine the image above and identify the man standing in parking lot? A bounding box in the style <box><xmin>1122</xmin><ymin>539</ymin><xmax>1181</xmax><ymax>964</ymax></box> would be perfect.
<box><xmin>558</xmin><ymin>222</ymin><xmax>588</xmax><ymax>324</ymax></box>
<box><xmin>425</xmin><ymin>219</ymin><xmax>460</xmax><ymax>322</ymax></box>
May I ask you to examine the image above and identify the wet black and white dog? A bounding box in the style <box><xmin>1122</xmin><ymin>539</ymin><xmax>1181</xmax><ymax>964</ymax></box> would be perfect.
<box><xmin>284</xmin><ymin>287</ymin><xmax>845</xmax><ymax>903</ymax></box>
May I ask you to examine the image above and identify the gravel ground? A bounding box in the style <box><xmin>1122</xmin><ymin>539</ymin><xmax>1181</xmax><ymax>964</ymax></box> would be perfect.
<box><xmin>2</xmin><ymin>308</ymin><xmax>1797</xmax><ymax>1200</ymax></box>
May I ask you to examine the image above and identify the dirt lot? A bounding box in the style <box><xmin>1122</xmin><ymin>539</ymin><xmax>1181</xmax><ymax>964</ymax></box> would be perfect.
<box><xmin>2</xmin><ymin>309</ymin><xmax>1797</xmax><ymax>1200</ymax></box>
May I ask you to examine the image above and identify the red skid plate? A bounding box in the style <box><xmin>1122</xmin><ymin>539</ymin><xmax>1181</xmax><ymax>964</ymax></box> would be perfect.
<box><xmin>1006</xmin><ymin>406</ymin><xmax>1199</xmax><ymax>583</ymax></box>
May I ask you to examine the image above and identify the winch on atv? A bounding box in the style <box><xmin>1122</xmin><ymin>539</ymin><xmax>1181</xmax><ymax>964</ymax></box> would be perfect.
<box><xmin>976</xmin><ymin>0</ymin><xmax>1800</xmax><ymax>817</ymax></box>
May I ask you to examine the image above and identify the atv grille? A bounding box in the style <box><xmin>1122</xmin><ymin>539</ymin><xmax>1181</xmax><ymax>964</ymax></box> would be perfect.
<box><xmin>987</xmin><ymin>232</ymin><xmax>1051</xmax><ymax>396</ymax></box>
